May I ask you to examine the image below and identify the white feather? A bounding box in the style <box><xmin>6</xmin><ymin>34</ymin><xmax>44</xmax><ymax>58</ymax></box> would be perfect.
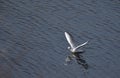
<box><xmin>64</xmin><ymin>32</ymin><xmax>75</xmax><ymax>49</ymax></box>
<box><xmin>65</xmin><ymin>32</ymin><xmax>88</xmax><ymax>52</ymax></box>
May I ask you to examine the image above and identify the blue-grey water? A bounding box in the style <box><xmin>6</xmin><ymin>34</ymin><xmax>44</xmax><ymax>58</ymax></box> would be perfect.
<box><xmin>0</xmin><ymin>0</ymin><xmax>120</xmax><ymax>78</ymax></box>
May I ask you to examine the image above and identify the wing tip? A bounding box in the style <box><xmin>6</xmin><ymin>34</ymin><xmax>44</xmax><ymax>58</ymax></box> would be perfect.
<box><xmin>64</xmin><ymin>32</ymin><xmax>68</xmax><ymax>35</ymax></box>
<box><xmin>64</xmin><ymin>32</ymin><xmax>67</xmax><ymax>34</ymax></box>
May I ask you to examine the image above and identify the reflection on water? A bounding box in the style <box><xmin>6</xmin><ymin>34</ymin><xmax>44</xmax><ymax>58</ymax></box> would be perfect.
<box><xmin>65</xmin><ymin>52</ymin><xmax>88</xmax><ymax>69</ymax></box>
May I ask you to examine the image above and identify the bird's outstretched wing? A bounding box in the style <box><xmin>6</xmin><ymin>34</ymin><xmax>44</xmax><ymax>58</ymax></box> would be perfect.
<box><xmin>75</xmin><ymin>41</ymin><xmax>88</xmax><ymax>50</ymax></box>
<box><xmin>64</xmin><ymin>32</ymin><xmax>75</xmax><ymax>48</ymax></box>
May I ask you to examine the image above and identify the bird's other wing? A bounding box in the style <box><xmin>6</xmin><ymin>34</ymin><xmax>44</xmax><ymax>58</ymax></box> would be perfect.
<box><xmin>64</xmin><ymin>32</ymin><xmax>75</xmax><ymax>48</ymax></box>
<box><xmin>75</xmin><ymin>41</ymin><xmax>88</xmax><ymax>50</ymax></box>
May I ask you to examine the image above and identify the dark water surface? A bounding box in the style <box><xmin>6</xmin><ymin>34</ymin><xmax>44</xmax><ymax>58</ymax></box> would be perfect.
<box><xmin>0</xmin><ymin>0</ymin><xmax>120</xmax><ymax>78</ymax></box>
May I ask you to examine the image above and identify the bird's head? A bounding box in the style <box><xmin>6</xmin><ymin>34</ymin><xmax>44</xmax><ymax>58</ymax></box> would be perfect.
<box><xmin>67</xmin><ymin>46</ymin><xmax>71</xmax><ymax>50</ymax></box>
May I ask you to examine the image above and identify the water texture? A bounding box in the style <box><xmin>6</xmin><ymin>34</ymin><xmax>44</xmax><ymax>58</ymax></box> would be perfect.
<box><xmin>0</xmin><ymin>0</ymin><xmax>120</xmax><ymax>78</ymax></box>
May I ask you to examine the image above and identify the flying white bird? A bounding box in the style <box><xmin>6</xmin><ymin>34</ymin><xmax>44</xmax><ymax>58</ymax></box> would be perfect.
<box><xmin>64</xmin><ymin>32</ymin><xmax>89</xmax><ymax>69</ymax></box>
<box><xmin>64</xmin><ymin>32</ymin><xmax>88</xmax><ymax>53</ymax></box>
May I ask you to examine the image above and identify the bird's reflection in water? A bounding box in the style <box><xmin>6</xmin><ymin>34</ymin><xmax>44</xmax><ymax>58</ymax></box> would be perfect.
<box><xmin>65</xmin><ymin>52</ymin><xmax>88</xmax><ymax>69</ymax></box>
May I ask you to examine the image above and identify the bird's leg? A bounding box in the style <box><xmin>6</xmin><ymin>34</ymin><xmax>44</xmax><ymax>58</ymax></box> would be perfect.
<box><xmin>65</xmin><ymin>54</ymin><xmax>74</xmax><ymax>65</ymax></box>
<box><xmin>65</xmin><ymin>55</ymin><xmax>73</xmax><ymax>62</ymax></box>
